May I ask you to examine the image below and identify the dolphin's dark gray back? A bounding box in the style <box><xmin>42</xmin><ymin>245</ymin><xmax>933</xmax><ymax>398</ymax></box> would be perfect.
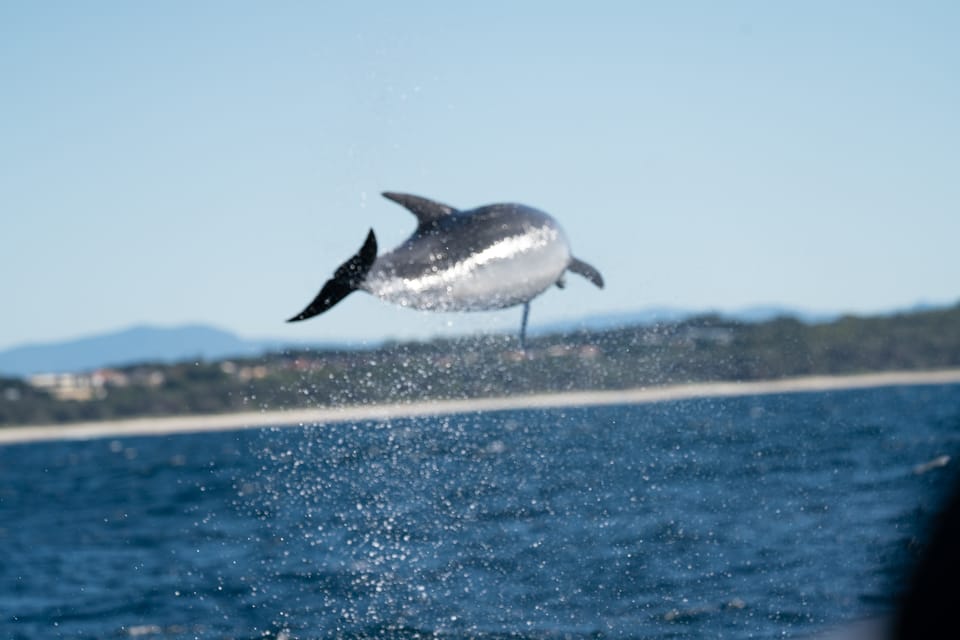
<box><xmin>369</xmin><ymin>203</ymin><xmax>561</xmax><ymax>283</ymax></box>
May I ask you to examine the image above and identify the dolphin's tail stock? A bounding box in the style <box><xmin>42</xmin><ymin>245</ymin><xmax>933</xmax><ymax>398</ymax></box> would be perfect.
<box><xmin>287</xmin><ymin>229</ymin><xmax>378</xmax><ymax>322</ymax></box>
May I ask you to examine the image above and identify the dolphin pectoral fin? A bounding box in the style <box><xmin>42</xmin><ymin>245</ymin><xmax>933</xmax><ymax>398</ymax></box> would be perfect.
<box><xmin>568</xmin><ymin>257</ymin><xmax>604</xmax><ymax>288</ymax></box>
<box><xmin>382</xmin><ymin>192</ymin><xmax>458</xmax><ymax>226</ymax></box>
<box><xmin>287</xmin><ymin>229</ymin><xmax>378</xmax><ymax>322</ymax></box>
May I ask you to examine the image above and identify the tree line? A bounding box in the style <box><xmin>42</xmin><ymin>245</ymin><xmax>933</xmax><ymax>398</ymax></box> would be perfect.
<box><xmin>2</xmin><ymin>303</ymin><xmax>959</xmax><ymax>427</ymax></box>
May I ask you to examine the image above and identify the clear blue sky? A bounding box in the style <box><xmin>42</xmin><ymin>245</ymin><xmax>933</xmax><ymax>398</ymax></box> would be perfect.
<box><xmin>3</xmin><ymin>2</ymin><xmax>958</xmax><ymax>350</ymax></box>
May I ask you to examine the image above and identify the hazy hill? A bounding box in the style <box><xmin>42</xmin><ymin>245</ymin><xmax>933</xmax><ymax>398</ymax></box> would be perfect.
<box><xmin>0</xmin><ymin>303</ymin><xmax>939</xmax><ymax>377</ymax></box>
<box><xmin>0</xmin><ymin>325</ymin><xmax>276</xmax><ymax>377</ymax></box>
<box><xmin>533</xmin><ymin>305</ymin><xmax>840</xmax><ymax>334</ymax></box>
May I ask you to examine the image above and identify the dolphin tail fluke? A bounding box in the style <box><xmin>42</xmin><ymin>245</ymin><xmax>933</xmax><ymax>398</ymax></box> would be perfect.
<box><xmin>287</xmin><ymin>229</ymin><xmax>378</xmax><ymax>322</ymax></box>
<box><xmin>568</xmin><ymin>257</ymin><xmax>604</xmax><ymax>288</ymax></box>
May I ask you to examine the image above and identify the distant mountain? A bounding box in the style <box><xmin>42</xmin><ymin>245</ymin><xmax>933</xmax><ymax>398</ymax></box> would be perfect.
<box><xmin>718</xmin><ymin>305</ymin><xmax>840</xmax><ymax>324</ymax></box>
<box><xmin>0</xmin><ymin>325</ymin><xmax>283</xmax><ymax>377</ymax></box>
<box><xmin>0</xmin><ymin>302</ymin><xmax>938</xmax><ymax>378</ymax></box>
<box><xmin>533</xmin><ymin>305</ymin><xmax>840</xmax><ymax>335</ymax></box>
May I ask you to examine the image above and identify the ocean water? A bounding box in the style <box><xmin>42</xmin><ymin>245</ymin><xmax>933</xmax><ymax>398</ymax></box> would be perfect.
<box><xmin>2</xmin><ymin>384</ymin><xmax>960</xmax><ymax>639</ymax></box>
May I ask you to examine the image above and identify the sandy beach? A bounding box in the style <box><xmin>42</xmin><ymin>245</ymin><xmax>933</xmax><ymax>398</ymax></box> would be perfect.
<box><xmin>2</xmin><ymin>368</ymin><xmax>960</xmax><ymax>446</ymax></box>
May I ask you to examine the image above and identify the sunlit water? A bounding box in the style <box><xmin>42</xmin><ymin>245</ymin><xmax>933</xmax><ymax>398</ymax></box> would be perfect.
<box><xmin>2</xmin><ymin>384</ymin><xmax>960</xmax><ymax>639</ymax></box>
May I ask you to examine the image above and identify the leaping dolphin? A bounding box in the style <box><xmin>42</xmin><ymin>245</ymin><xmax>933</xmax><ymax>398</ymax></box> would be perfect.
<box><xmin>287</xmin><ymin>192</ymin><xmax>604</xmax><ymax>345</ymax></box>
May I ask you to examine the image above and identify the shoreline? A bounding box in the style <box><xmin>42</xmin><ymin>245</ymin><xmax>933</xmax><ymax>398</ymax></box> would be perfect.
<box><xmin>3</xmin><ymin>368</ymin><xmax>960</xmax><ymax>446</ymax></box>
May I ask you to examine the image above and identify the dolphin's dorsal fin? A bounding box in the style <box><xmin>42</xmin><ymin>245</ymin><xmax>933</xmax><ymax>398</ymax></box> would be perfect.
<box><xmin>382</xmin><ymin>192</ymin><xmax>457</xmax><ymax>225</ymax></box>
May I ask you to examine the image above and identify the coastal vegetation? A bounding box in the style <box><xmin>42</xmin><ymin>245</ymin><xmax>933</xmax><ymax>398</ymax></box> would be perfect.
<box><xmin>2</xmin><ymin>303</ymin><xmax>959</xmax><ymax>427</ymax></box>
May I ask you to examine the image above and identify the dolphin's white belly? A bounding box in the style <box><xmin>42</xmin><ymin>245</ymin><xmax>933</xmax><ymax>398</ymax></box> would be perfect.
<box><xmin>363</xmin><ymin>224</ymin><xmax>571</xmax><ymax>311</ymax></box>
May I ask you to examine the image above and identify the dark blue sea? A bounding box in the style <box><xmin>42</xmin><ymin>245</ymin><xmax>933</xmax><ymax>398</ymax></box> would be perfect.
<box><xmin>3</xmin><ymin>384</ymin><xmax>960</xmax><ymax>639</ymax></box>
